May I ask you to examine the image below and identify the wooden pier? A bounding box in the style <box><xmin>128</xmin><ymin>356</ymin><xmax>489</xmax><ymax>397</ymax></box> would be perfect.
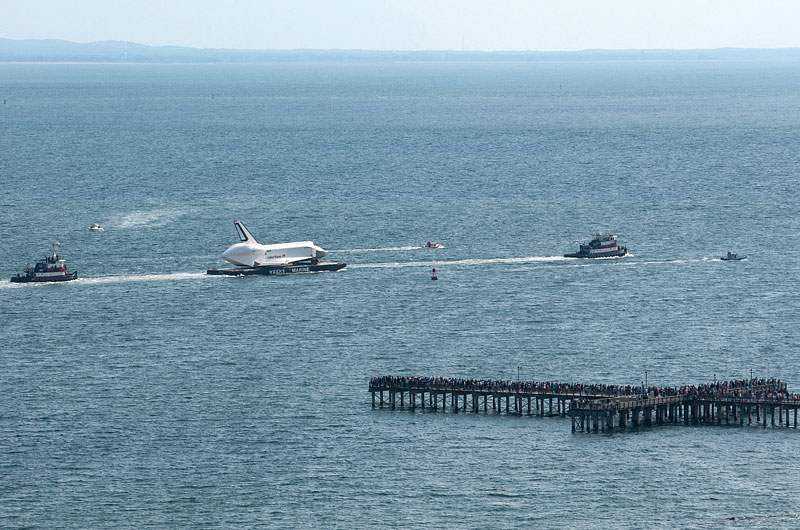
<box><xmin>369</xmin><ymin>376</ymin><xmax>800</xmax><ymax>433</ymax></box>
<box><xmin>569</xmin><ymin>393</ymin><xmax>800</xmax><ymax>433</ymax></box>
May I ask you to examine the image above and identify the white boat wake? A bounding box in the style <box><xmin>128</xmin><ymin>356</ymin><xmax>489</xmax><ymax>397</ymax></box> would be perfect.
<box><xmin>0</xmin><ymin>255</ymin><xmax>721</xmax><ymax>289</ymax></box>
<box><xmin>332</xmin><ymin>246</ymin><xmax>423</xmax><ymax>252</ymax></box>
<box><xmin>622</xmin><ymin>257</ymin><xmax>708</xmax><ymax>266</ymax></box>
<box><xmin>1</xmin><ymin>271</ymin><xmax>207</xmax><ymax>288</ymax></box>
<box><xmin>77</xmin><ymin>272</ymin><xmax>207</xmax><ymax>285</ymax></box>
<box><xmin>114</xmin><ymin>208</ymin><xmax>190</xmax><ymax>229</ymax></box>
<box><xmin>349</xmin><ymin>255</ymin><xmax>570</xmax><ymax>269</ymax></box>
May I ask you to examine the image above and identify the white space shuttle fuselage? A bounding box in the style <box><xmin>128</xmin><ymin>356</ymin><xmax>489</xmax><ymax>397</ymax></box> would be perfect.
<box><xmin>222</xmin><ymin>221</ymin><xmax>327</xmax><ymax>267</ymax></box>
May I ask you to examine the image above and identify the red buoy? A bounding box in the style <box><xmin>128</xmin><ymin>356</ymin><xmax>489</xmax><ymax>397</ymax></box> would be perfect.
<box><xmin>431</xmin><ymin>268</ymin><xmax>438</xmax><ymax>280</ymax></box>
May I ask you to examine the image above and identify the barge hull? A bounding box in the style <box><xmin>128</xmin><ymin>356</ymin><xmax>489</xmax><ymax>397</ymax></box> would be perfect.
<box><xmin>207</xmin><ymin>262</ymin><xmax>346</xmax><ymax>276</ymax></box>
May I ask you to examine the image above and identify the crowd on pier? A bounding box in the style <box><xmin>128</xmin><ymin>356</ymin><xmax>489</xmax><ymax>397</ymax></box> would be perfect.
<box><xmin>369</xmin><ymin>375</ymin><xmax>794</xmax><ymax>400</ymax></box>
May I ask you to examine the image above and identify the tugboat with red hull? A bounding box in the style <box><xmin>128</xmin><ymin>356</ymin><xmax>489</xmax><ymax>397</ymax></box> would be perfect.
<box><xmin>564</xmin><ymin>232</ymin><xmax>628</xmax><ymax>259</ymax></box>
<box><xmin>11</xmin><ymin>241</ymin><xmax>78</xmax><ymax>283</ymax></box>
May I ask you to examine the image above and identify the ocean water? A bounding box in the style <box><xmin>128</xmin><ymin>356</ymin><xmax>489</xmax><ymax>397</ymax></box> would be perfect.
<box><xmin>1</xmin><ymin>59</ymin><xmax>800</xmax><ymax>529</ymax></box>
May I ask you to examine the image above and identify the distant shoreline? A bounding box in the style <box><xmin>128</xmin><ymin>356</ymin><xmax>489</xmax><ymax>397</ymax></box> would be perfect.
<box><xmin>2</xmin><ymin>38</ymin><xmax>800</xmax><ymax>63</ymax></box>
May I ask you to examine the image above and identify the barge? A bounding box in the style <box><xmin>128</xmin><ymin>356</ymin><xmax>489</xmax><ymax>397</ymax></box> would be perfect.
<box><xmin>207</xmin><ymin>262</ymin><xmax>346</xmax><ymax>276</ymax></box>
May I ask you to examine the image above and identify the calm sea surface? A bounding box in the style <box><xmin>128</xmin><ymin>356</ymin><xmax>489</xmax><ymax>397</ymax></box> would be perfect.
<box><xmin>2</xmin><ymin>60</ymin><xmax>800</xmax><ymax>529</ymax></box>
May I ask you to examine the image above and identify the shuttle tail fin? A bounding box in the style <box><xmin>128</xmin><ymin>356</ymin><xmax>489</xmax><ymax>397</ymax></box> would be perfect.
<box><xmin>234</xmin><ymin>221</ymin><xmax>258</xmax><ymax>244</ymax></box>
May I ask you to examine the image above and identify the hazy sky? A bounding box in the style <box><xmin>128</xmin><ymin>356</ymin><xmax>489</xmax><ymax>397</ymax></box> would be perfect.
<box><xmin>3</xmin><ymin>0</ymin><xmax>799</xmax><ymax>51</ymax></box>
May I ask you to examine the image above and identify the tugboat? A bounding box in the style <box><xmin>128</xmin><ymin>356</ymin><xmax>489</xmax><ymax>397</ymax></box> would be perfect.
<box><xmin>10</xmin><ymin>241</ymin><xmax>79</xmax><ymax>283</ymax></box>
<box><xmin>564</xmin><ymin>232</ymin><xmax>628</xmax><ymax>258</ymax></box>
<box><xmin>721</xmin><ymin>251</ymin><xmax>747</xmax><ymax>261</ymax></box>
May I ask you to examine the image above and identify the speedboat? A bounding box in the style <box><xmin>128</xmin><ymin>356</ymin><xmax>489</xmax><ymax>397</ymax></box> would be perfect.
<box><xmin>10</xmin><ymin>241</ymin><xmax>79</xmax><ymax>283</ymax></box>
<box><xmin>424</xmin><ymin>242</ymin><xmax>444</xmax><ymax>249</ymax></box>
<box><xmin>721</xmin><ymin>252</ymin><xmax>747</xmax><ymax>261</ymax></box>
<box><xmin>564</xmin><ymin>232</ymin><xmax>627</xmax><ymax>258</ymax></box>
<box><xmin>88</xmin><ymin>223</ymin><xmax>104</xmax><ymax>232</ymax></box>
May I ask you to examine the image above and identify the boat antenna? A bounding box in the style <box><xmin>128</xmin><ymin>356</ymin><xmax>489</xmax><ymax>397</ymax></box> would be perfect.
<box><xmin>53</xmin><ymin>240</ymin><xmax>60</xmax><ymax>256</ymax></box>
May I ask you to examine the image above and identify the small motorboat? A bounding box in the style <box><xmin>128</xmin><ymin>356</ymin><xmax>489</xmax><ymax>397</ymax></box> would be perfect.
<box><xmin>88</xmin><ymin>223</ymin><xmax>104</xmax><ymax>232</ymax></box>
<box><xmin>721</xmin><ymin>251</ymin><xmax>747</xmax><ymax>261</ymax></box>
<box><xmin>424</xmin><ymin>242</ymin><xmax>444</xmax><ymax>249</ymax></box>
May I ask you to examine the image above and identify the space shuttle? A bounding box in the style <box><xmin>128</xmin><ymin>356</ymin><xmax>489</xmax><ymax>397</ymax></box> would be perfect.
<box><xmin>221</xmin><ymin>221</ymin><xmax>328</xmax><ymax>267</ymax></box>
